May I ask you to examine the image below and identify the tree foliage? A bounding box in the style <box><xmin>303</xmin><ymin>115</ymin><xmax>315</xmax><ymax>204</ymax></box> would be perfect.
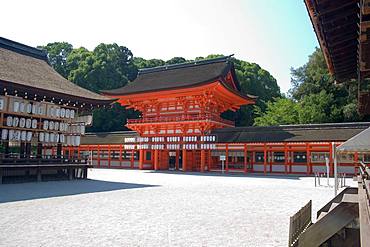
<box><xmin>255</xmin><ymin>47</ymin><xmax>362</xmax><ymax>126</ymax></box>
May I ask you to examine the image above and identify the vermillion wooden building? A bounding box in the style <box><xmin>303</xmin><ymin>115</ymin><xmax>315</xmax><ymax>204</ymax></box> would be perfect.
<box><xmin>0</xmin><ymin>37</ymin><xmax>113</xmax><ymax>183</ymax></box>
<box><xmin>71</xmin><ymin>56</ymin><xmax>370</xmax><ymax>176</ymax></box>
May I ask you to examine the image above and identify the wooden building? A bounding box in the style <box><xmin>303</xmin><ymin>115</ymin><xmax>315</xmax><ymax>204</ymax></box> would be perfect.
<box><xmin>66</xmin><ymin>56</ymin><xmax>370</xmax><ymax>176</ymax></box>
<box><xmin>0</xmin><ymin>37</ymin><xmax>113</xmax><ymax>183</ymax></box>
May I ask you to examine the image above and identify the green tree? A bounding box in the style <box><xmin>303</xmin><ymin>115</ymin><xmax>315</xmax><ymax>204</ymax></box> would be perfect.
<box><xmin>38</xmin><ymin>42</ymin><xmax>73</xmax><ymax>78</ymax></box>
<box><xmin>166</xmin><ymin>57</ymin><xmax>187</xmax><ymax>65</ymax></box>
<box><xmin>254</xmin><ymin>98</ymin><xmax>299</xmax><ymax>126</ymax></box>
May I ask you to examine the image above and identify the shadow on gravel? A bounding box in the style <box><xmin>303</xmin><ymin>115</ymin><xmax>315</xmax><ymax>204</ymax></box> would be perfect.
<box><xmin>145</xmin><ymin>170</ymin><xmax>301</xmax><ymax>180</ymax></box>
<box><xmin>0</xmin><ymin>179</ymin><xmax>158</xmax><ymax>203</ymax></box>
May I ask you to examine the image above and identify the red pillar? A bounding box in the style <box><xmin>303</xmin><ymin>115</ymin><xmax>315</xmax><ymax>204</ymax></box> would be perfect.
<box><xmin>225</xmin><ymin>144</ymin><xmax>229</xmax><ymax>173</ymax></box>
<box><xmin>263</xmin><ymin>144</ymin><xmax>267</xmax><ymax>174</ymax></box>
<box><xmin>200</xmin><ymin>150</ymin><xmax>206</xmax><ymax>172</ymax></box>
<box><xmin>119</xmin><ymin>144</ymin><xmax>123</xmax><ymax>168</ymax></box>
<box><xmin>182</xmin><ymin>149</ymin><xmax>187</xmax><ymax>172</ymax></box>
<box><xmin>175</xmin><ymin>150</ymin><xmax>179</xmax><ymax>170</ymax></box>
<box><xmin>97</xmin><ymin>145</ymin><xmax>101</xmax><ymax>168</ymax></box>
<box><xmin>284</xmin><ymin>143</ymin><xmax>288</xmax><ymax>174</ymax></box>
<box><xmin>244</xmin><ymin>144</ymin><xmax>248</xmax><ymax>173</ymax></box>
<box><xmin>139</xmin><ymin>149</ymin><xmax>144</xmax><ymax>170</ymax></box>
<box><xmin>154</xmin><ymin>150</ymin><xmax>159</xmax><ymax>170</ymax></box>
<box><xmin>108</xmin><ymin>145</ymin><xmax>111</xmax><ymax>168</ymax></box>
<box><xmin>130</xmin><ymin>150</ymin><xmax>134</xmax><ymax>168</ymax></box>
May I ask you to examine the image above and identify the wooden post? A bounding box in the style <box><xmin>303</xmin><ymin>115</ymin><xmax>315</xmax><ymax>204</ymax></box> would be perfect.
<box><xmin>139</xmin><ymin>149</ymin><xmax>144</xmax><ymax>170</ymax></box>
<box><xmin>119</xmin><ymin>144</ymin><xmax>123</xmax><ymax>168</ymax></box>
<box><xmin>284</xmin><ymin>143</ymin><xmax>288</xmax><ymax>174</ymax></box>
<box><xmin>182</xmin><ymin>149</ymin><xmax>187</xmax><ymax>172</ymax></box>
<box><xmin>0</xmin><ymin>168</ymin><xmax>3</xmax><ymax>184</ymax></box>
<box><xmin>263</xmin><ymin>143</ymin><xmax>267</xmax><ymax>174</ymax></box>
<box><xmin>208</xmin><ymin>150</ymin><xmax>212</xmax><ymax>172</ymax></box>
<box><xmin>175</xmin><ymin>150</ymin><xmax>179</xmax><ymax>170</ymax></box>
<box><xmin>354</xmin><ymin>152</ymin><xmax>359</xmax><ymax>174</ymax></box>
<box><xmin>200</xmin><ymin>149</ymin><xmax>205</xmax><ymax>172</ymax></box>
<box><xmin>244</xmin><ymin>144</ymin><xmax>248</xmax><ymax>173</ymax></box>
<box><xmin>306</xmin><ymin>143</ymin><xmax>310</xmax><ymax>175</ymax></box>
<box><xmin>154</xmin><ymin>150</ymin><xmax>159</xmax><ymax>170</ymax></box>
<box><xmin>225</xmin><ymin>144</ymin><xmax>229</xmax><ymax>172</ymax></box>
<box><xmin>97</xmin><ymin>145</ymin><xmax>101</xmax><ymax>168</ymax></box>
<box><xmin>130</xmin><ymin>150</ymin><xmax>134</xmax><ymax>168</ymax></box>
<box><xmin>108</xmin><ymin>145</ymin><xmax>111</xmax><ymax>168</ymax></box>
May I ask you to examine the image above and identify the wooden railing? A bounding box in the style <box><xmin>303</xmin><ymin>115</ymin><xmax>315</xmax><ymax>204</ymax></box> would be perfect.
<box><xmin>359</xmin><ymin>162</ymin><xmax>370</xmax><ymax>246</ymax></box>
<box><xmin>127</xmin><ymin>113</ymin><xmax>234</xmax><ymax>126</ymax></box>
<box><xmin>0</xmin><ymin>155</ymin><xmax>88</xmax><ymax>166</ymax></box>
<box><xmin>288</xmin><ymin>200</ymin><xmax>312</xmax><ymax>247</ymax></box>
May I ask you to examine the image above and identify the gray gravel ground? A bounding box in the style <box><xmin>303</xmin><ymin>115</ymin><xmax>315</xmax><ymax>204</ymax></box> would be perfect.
<box><xmin>0</xmin><ymin>169</ymin><xmax>356</xmax><ymax>247</ymax></box>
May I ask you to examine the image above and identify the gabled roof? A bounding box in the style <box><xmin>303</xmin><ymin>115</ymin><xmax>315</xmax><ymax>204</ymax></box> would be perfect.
<box><xmin>337</xmin><ymin>126</ymin><xmax>370</xmax><ymax>153</ymax></box>
<box><xmin>0</xmin><ymin>37</ymin><xmax>113</xmax><ymax>105</ymax></box>
<box><xmin>102</xmin><ymin>56</ymin><xmax>256</xmax><ymax>100</ymax></box>
<box><xmin>82</xmin><ymin>131</ymin><xmax>138</xmax><ymax>145</ymax></box>
<box><xmin>211</xmin><ymin>122</ymin><xmax>370</xmax><ymax>143</ymax></box>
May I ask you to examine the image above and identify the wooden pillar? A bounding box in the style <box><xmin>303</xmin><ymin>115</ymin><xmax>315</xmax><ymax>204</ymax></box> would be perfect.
<box><xmin>20</xmin><ymin>142</ymin><xmax>26</xmax><ymax>158</ymax></box>
<box><xmin>175</xmin><ymin>150</ymin><xmax>179</xmax><ymax>170</ymax></box>
<box><xmin>225</xmin><ymin>144</ymin><xmax>229</xmax><ymax>172</ymax></box>
<box><xmin>154</xmin><ymin>150</ymin><xmax>159</xmax><ymax>170</ymax></box>
<box><xmin>244</xmin><ymin>144</ymin><xmax>248</xmax><ymax>173</ymax></box>
<box><xmin>130</xmin><ymin>150</ymin><xmax>134</xmax><ymax>168</ymax></box>
<box><xmin>37</xmin><ymin>142</ymin><xmax>42</xmax><ymax>159</ymax></box>
<box><xmin>26</xmin><ymin>143</ymin><xmax>32</xmax><ymax>158</ymax></box>
<box><xmin>119</xmin><ymin>144</ymin><xmax>123</xmax><ymax>167</ymax></box>
<box><xmin>97</xmin><ymin>145</ymin><xmax>101</xmax><ymax>168</ymax></box>
<box><xmin>57</xmin><ymin>143</ymin><xmax>62</xmax><ymax>158</ymax></box>
<box><xmin>182</xmin><ymin>149</ymin><xmax>187</xmax><ymax>172</ymax></box>
<box><xmin>200</xmin><ymin>149</ymin><xmax>206</xmax><ymax>172</ymax></box>
<box><xmin>329</xmin><ymin>142</ymin><xmax>333</xmax><ymax>176</ymax></box>
<box><xmin>139</xmin><ymin>149</ymin><xmax>144</xmax><ymax>170</ymax></box>
<box><xmin>354</xmin><ymin>152</ymin><xmax>359</xmax><ymax>174</ymax></box>
<box><xmin>208</xmin><ymin>150</ymin><xmax>212</xmax><ymax>171</ymax></box>
<box><xmin>263</xmin><ymin>144</ymin><xmax>267</xmax><ymax>174</ymax></box>
<box><xmin>0</xmin><ymin>168</ymin><xmax>3</xmax><ymax>184</ymax></box>
<box><xmin>108</xmin><ymin>145</ymin><xmax>111</xmax><ymax>168</ymax></box>
<box><xmin>306</xmin><ymin>143</ymin><xmax>310</xmax><ymax>175</ymax></box>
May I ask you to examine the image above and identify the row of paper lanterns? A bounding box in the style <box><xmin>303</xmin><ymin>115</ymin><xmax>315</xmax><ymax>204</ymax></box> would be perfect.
<box><xmin>1</xmin><ymin>129</ymin><xmax>81</xmax><ymax>146</ymax></box>
<box><xmin>5</xmin><ymin>116</ymin><xmax>85</xmax><ymax>134</ymax></box>
<box><xmin>12</xmin><ymin>101</ymin><xmax>76</xmax><ymax>119</ymax></box>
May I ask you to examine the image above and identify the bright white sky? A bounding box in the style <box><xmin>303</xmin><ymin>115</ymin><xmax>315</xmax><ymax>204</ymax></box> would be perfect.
<box><xmin>2</xmin><ymin>0</ymin><xmax>318</xmax><ymax>93</ymax></box>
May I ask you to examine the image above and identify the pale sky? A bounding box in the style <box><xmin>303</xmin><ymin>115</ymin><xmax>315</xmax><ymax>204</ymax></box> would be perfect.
<box><xmin>2</xmin><ymin>0</ymin><xmax>318</xmax><ymax>93</ymax></box>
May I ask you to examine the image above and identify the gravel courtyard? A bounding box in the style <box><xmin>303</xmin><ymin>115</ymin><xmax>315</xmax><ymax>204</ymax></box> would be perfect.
<box><xmin>0</xmin><ymin>169</ymin><xmax>356</xmax><ymax>247</ymax></box>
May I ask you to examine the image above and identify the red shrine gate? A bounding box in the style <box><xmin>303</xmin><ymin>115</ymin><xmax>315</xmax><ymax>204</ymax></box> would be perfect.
<box><xmin>101</xmin><ymin>56</ymin><xmax>256</xmax><ymax>172</ymax></box>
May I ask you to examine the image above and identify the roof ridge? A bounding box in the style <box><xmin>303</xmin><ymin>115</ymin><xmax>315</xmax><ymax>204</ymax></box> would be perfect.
<box><xmin>139</xmin><ymin>55</ymin><xmax>234</xmax><ymax>75</ymax></box>
<box><xmin>0</xmin><ymin>37</ymin><xmax>47</xmax><ymax>61</ymax></box>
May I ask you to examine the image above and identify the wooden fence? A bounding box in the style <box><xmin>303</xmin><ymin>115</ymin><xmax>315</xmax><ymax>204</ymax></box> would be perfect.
<box><xmin>288</xmin><ymin>200</ymin><xmax>312</xmax><ymax>247</ymax></box>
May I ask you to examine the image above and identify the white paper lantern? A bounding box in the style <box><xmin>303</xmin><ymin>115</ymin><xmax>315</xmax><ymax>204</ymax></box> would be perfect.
<box><xmin>70</xmin><ymin>110</ymin><xmax>75</xmax><ymax>119</ymax></box>
<box><xmin>13</xmin><ymin>101</ymin><xmax>19</xmax><ymax>112</ymax></box>
<box><xmin>26</xmin><ymin>132</ymin><xmax>33</xmax><ymax>142</ymax></box>
<box><xmin>49</xmin><ymin>121</ymin><xmax>54</xmax><ymax>130</ymax></box>
<box><xmin>12</xmin><ymin>117</ymin><xmax>19</xmax><ymax>127</ymax></box>
<box><xmin>31</xmin><ymin>119</ymin><xmax>38</xmax><ymax>129</ymax></box>
<box><xmin>50</xmin><ymin>133</ymin><xmax>55</xmax><ymax>143</ymax></box>
<box><xmin>19</xmin><ymin>102</ymin><xmax>25</xmax><ymax>113</ymax></box>
<box><xmin>55</xmin><ymin>134</ymin><xmax>60</xmax><ymax>143</ymax></box>
<box><xmin>54</xmin><ymin>122</ymin><xmax>59</xmax><ymax>131</ymax></box>
<box><xmin>39</xmin><ymin>132</ymin><xmax>44</xmax><ymax>142</ymax></box>
<box><xmin>75</xmin><ymin>136</ymin><xmax>81</xmax><ymax>146</ymax></box>
<box><xmin>44</xmin><ymin>132</ymin><xmax>50</xmax><ymax>142</ymax></box>
<box><xmin>38</xmin><ymin>104</ymin><xmax>44</xmax><ymax>115</ymax></box>
<box><xmin>55</xmin><ymin>108</ymin><xmax>61</xmax><ymax>118</ymax></box>
<box><xmin>9</xmin><ymin>130</ymin><xmax>14</xmax><ymax>141</ymax></box>
<box><xmin>26</xmin><ymin>103</ymin><xmax>32</xmax><ymax>113</ymax></box>
<box><xmin>32</xmin><ymin>104</ymin><xmax>37</xmax><ymax>114</ymax></box>
<box><xmin>26</xmin><ymin>119</ymin><xmax>32</xmax><ymax>128</ymax></box>
<box><xmin>50</xmin><ymin>107</ymin><xmax>55</xmax><ymax>117</ymax></box>
<box><xmin>60</xmin><ymin>108</ymin><xmax>66</xmax><ymax>118</ymax></box>
<box><xmin>15</xmin><ymin>131</ymin><xmax>21</xmax><ymax>141</ymax></box>
<box><xmin>19</xmin><ymin>118</ymin><xmax>26</xmax><ymax>128</ymax></box>
<box><xmin>65</xmin><ymin>109</ymin><xmax>70</xmax><ymax>118</ymax></box>
<box><xmin>60</xmin><ymin>134</ymin><xmax>65</xmax><ymax>143</ymax></box>
<box><xmin>21</xmin><ymin>131</ymin><xmax>27</xmax><ymax>141</ymax></box>
<box><xmin>1</xmin><ymin>129</ymin><xmax>8</xmax><ymax>140</ymax></box>
<box><xmin>43</xmin><ymin>120</ymin><xmax>49</xmax><ymax>130</ymax></box>
<box><xmin>6</xmin><ymin>116</ymin><xmax>13</xmax><ymax>126</ymax></box>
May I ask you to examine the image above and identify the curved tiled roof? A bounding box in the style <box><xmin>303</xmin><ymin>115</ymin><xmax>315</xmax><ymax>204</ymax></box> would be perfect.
<box><xmin>0</xmin><ymin>37</ymin><xmax>113</xmax><ymax>104</ymax></box>
<box><xmin>102</xmin><ymin>56</ymin><xmax>256</xmax><ymax>100</ymax></box>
